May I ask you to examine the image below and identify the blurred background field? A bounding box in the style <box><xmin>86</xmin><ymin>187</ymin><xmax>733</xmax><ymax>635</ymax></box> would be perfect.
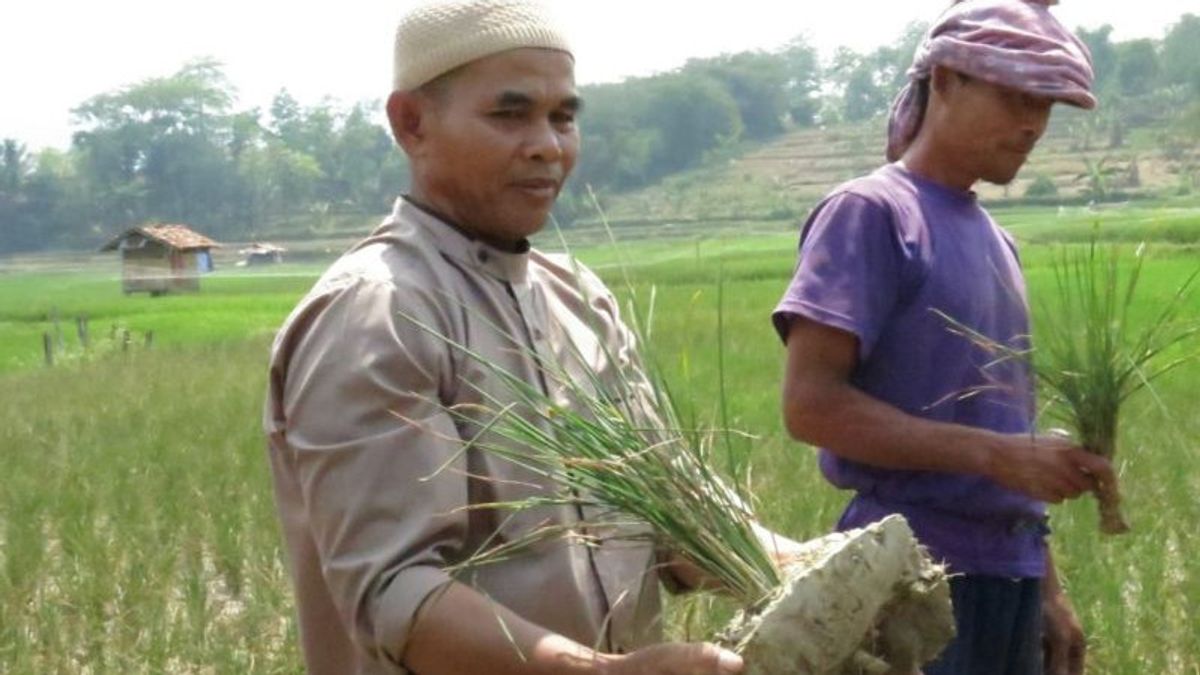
<box><xmin>1</xmin><ymin>204</ymin><xmax>1198</xmax><ymax>673</ymax></box>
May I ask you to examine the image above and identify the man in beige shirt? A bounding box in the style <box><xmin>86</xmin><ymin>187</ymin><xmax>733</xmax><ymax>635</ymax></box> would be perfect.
<box><xmin>264</xmin><ymin>2</ymin><xmax>788</xmax><ymax>674</ymax></box>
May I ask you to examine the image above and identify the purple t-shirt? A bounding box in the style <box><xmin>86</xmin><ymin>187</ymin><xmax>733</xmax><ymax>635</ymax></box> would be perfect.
<box><xmin>773</xmin><ymin>163</ymin><xmax>1047</xmax><ymax>578</ymax></box>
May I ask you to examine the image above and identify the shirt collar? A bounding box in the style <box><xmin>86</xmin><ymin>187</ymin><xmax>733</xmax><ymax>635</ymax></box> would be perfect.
<box><xmin>390</xmin><ymin>197</ymin><xmax>531</xmax><ymax>285</ymax></box>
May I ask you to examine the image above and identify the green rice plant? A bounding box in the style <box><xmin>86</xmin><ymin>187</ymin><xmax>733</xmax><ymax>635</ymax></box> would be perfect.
<box><xmin>940</xmin><ymin>238</ymin><xmax>1199</xmax><ymax>534</ymax></box>
<box><xmin>404</xmin><ymin>279</ymin><xmax>783</xmax><ymax>610</ymax></box>
<box><xmin>1037</xmin><ymin>242</ymin><xmax>1198</xmax><ymax>533</ymax></box>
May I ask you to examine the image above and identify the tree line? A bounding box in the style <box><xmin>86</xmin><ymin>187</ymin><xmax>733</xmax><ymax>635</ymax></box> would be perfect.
<box><xmin>2</xmin><ymin>14</ymin><xmax>1198</xmax><ymax>254</ymax></box>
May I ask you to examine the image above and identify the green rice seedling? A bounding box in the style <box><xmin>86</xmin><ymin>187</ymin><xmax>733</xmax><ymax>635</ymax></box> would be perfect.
<box><xmin>1037</xmin><ymin>242</ymin><xmax>1198</xmax><ymax>533</ymax></box>
<box><xmin>405</xmin><ymin>289</ymin><xmax>782</xmax><ymax>607</ymax></box>
<box><xmin>939</xmin><ymin>239</ymin><xmax>1199</xmax><ymax>534</ymax></box>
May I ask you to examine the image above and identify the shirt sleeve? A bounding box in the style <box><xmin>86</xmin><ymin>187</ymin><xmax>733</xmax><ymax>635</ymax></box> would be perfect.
<box><xmin>271</xmin><ymin>277</ymin><xmax>467</xmax><ymax>670</ymax></box>
<box><xmin>772</xmin><ymin>192</ymin><xmax>907</xmax><ymax>362</ymax></box>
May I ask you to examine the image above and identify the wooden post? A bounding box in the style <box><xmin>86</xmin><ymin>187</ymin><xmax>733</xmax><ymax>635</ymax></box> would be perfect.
<box><xmin>43</xmin><ymin>333</ymin><xmax>54</xmax><ymax>367</ymax></box>
<box><xmin>51</xmin><ymin>306</ymin><xmax>64</xmax><ymax>350</ymax></box>
<box><xmin>76</xmin><ymin>314</ymin><xmax>90</xmax><ymax>350</ymax></box>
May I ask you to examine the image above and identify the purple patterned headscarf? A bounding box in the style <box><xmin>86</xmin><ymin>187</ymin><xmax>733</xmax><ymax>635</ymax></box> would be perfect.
<box><xmin>886</xmin><ymin>0</ymin><xmax>1096</xmax><ymax>162</ymax></box>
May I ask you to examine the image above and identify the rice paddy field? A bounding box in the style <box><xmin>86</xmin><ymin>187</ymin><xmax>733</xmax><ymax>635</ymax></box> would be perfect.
<box><xmin>1</xmin><ymin>203</ymin><xmax>1199</xmax><ymax>673</ymax></box>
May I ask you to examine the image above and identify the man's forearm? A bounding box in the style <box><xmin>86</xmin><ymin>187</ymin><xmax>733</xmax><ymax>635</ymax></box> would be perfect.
<box><xmin>404</xmin><ymin>581</ymin><xmax>611</xmax><ymax>675</ymax></box>
<box><xmin>781</xmin><ymin>317</ymin><xmax>1112</xmax><ymax>505</ymax></box>
<box><xmin>783</xmin><ymin>376</ymin><xmax>999</xmax><ymax>476</ymax></box>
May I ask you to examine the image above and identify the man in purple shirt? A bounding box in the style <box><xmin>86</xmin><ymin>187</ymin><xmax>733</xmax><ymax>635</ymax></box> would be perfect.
<box><xmin>774</xmin><ymin>2</ymin><xmax>1118</xmax><ymax>675</ymax></box>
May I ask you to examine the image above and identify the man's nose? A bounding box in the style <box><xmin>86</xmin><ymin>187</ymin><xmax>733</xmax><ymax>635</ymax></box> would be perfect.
<box><xmin>524</xmin><ymin>120</ymin><xmax>564</xmax><ymax>162</ymax></box>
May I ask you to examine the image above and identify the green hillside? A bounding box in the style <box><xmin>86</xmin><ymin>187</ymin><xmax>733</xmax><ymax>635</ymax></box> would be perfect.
<box><xmin>596</xmin><ymin>110</ymin><xmax>1200</xmax><ymax>228</ymax></box>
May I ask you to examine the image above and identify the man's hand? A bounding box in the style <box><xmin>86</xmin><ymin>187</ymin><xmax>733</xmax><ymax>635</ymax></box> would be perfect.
<box><xmin>1042</xmin><ymin>587</ymin><xmax>1086</xmax><ymax>675</ymax></box>
<box><xmin>406</xmin><ymin>582</ymin><xmax>741</xmax><ymax>675</ymax></box>
<box><xmin>985</xmin><ymin>433</ymin><xmax>1117</xmax><ymax>504</ymax></box>
<box><xmin>602</xmin><ymin>643</ymin><xmax>743</xmax><ymax>675</ymax></box>
<box><xmin>751</xmin><ymin>521</ymin><xmax>810</xmax><ymax>570</ymax></box>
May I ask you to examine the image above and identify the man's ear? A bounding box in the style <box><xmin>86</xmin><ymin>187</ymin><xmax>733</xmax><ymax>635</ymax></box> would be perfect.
<box><xmin>930</xmin><ymin>64</ymin><xmax>970</xmax><ymax>101</ymax></box>
<box><xmin>386</xmin><ymin>90</ymin><xmax>426</xmax><ymax>154</ymax></box>
<box><xmin>929</xmin><ymin>65</ymin><xmax>954</xmax><ymax>98</ymax></box>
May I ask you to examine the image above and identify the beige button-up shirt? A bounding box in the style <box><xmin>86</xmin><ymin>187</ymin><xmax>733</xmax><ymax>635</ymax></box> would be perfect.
<box><xmin>265</xmin><ymin>198</ymin><xmax>668</xmax><ymax>675</ymax></box>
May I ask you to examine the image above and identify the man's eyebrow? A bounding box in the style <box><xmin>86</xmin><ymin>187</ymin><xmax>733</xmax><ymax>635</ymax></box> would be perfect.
<box><xmin>495</xmin><ymin>91</ymin><xmax>535</xmax><ymax>107</ymax></box>
<box><xmin>494</xmin><ymin>91</ymin><xmax>584</xmax><ymax>113</ymax></box>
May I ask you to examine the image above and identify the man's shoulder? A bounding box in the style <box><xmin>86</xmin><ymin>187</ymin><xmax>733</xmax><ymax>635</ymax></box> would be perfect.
<box><xmin>822</xmin><ymin>165</ymin><xmax>911</xmax><ymax>212</ymax></box>
<box><xmin>274</xmin><ymin>219</ymin><xmax>447</xmax><ymax>342</ymax></box>
<box><xmin>313</xmin><ymin>217</ymin><xmax>445</xmax><ymax>297</ymax></box>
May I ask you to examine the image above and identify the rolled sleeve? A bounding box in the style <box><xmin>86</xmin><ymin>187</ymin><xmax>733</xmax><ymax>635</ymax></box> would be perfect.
<box><xmin>374</xmin><ymin>566</ymin><xmax>454</xmax><ymax>665</ymax></box>
<box><xmin>772</xmin><ymin>192</ymin><xmax>906</xmax><ymax>362</ymax></box>
<box><xmin>274</xmin><ymin>277</ymin><xmax>468</xmax><ymax>668</ymax></box>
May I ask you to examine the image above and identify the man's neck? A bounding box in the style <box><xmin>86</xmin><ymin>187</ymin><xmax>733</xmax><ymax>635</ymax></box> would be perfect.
<box><xmin>897</xmin><ymin>145</ymin><xmax>978</xmax><ymax>193</ymax></box>
<box><xmin>404</xmin><ymin>193</ymin><xmax>529</xmax><ymax>253</ymax></box>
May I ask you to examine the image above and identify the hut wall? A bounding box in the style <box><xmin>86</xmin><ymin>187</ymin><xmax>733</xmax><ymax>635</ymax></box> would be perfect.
<box><xmin>121</xmin><ymin>244</ymin><xmax>206</xmax><ymax>294</ymax></box>
<box><xmin>174</xmin><ymin>251</ymin><xmax>201</xmax><ymax>292</ymax></box>
<box><xmin>122</xmin><ymin>244</ymin><xmax>172</xmax><ymax>294</ymax></box>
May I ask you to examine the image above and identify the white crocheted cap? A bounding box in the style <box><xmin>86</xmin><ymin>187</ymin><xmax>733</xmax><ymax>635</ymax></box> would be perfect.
<box><xmin>393</xmin><ymin>0</ymin><xmax>573</xmax><ymax>92</ymax></box>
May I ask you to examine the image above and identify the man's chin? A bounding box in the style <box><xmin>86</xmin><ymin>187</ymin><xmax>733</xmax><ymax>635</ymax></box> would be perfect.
<box><xmin>499</xmin><ymin>212</ymin><xmax>552</xmax><ymax>241</ymax></box>
<box><xmin>981</xmin><ymin>171</ymin><xmax>1021</xmax><ymax>187</ymax></box>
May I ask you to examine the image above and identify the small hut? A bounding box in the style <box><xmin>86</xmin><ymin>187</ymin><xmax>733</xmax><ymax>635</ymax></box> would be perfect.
<box><xmin>100</xmin><ymin>224</ymin><xmax>220</xmax><ymax>295</ymax></box>
<box><xmin>237</xmin><ymin>242</ymin><xmax>286</xmax><ymax>267</ymax></box>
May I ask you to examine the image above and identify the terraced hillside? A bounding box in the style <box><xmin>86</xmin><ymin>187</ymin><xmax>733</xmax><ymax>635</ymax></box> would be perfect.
<box><xmin>598</xmin><ymin>110</ymin><xmax>1200</xmax><ymax>226</ymax></box>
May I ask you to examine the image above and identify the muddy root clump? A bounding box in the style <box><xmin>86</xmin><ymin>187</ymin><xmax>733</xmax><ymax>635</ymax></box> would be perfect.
<box><xmin>720</xmin><ymin>515</ymin><xmax>955</xmax><ymax>675</ymax></box>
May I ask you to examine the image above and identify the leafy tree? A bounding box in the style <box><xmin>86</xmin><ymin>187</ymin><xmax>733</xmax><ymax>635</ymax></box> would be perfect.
<box><xmin>823</xmin><ymin>24</ymin><xmax>927</xmax><ymax>124</ymax></box>
<box><xmin>73</xmin><ymin>58</ymin><xmax>234</xmax><ymax>137</ymax></box>
<box><xmin>314</xmin><ymin>103</ymin><xmax>400</xmax><ymax>212</ymax></box>
<box><xmin>843</xmin><ymin>62</ymin><xmax>889</xmax><ymax>122</ymax></box>
<box><xmin>71</xmin><ymin>58</ymin><xmax>238</xmax><ymax>232</ymax></box>
<box><xmin>780</xmin><ymin>38</ymin><xmax>822</xmax><ymax>126</ymax></box>
<box><xmin>0</xmin><ymin>140</ymin><xmax>29</xmax><ymax>251</ymax></box>
<box><xmin>237</xmin><ymin>142</ymin><xmax>322</xmax><ymax>228</ymax></box>
<box><xmin>268</xmin><ymin>90</ymin><xmax>304</xmax><ymax>146</ymax></box>
<box><xmin>1115</xmin><ymin>39</ymin><xmax>1162</xmax><ymax>97</ymax></box>
<box><xmin>643</xmin><ymin>73</ymin><xmax>742</xmax><ymax>173</ymax></box>
<box><xmin>1077</xmin><ymin>25</ymin><xmax>1119</xmax><ymax>94</ymax></box>
<box><xmin>574</xmin><ymin>72</ymin><xmax>740</xmax><ymax>193</ymax></box>
<box><xmin>1</xmin><ymin>139</ymin><xmax>27</xmax><ymax>194</ymax></box>
<box><xmin>686</xmin><ymin>52</ymin><xmax>789</xmax><ymax>139</ymax></box>
<box><xmin>874</xmin><ymin>21</ymin><xmax>929</xmax><ymax>94</ymax></box>
<box><xmin>573</xmin><ymin>81</ymin><xmax>660</xmax><ymax>190</ymax></box>
<box><xmin>1163</xmin><ymin>14</ymin><xmax>1200</xmax><ymax>94</ymax></box>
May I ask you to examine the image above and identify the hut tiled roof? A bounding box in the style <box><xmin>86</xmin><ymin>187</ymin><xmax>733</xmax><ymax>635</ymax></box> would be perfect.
<box><xmin>100</xmin><ymin>224</ymin><xmax>221</xmax><ymax>252</ymax></box>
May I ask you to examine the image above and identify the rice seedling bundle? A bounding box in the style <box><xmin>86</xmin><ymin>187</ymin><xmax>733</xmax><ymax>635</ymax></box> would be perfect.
<box><xmin>940</xmin><ymin>239</ymin><xmax>1198</xmax><ymax>534</ymax></box>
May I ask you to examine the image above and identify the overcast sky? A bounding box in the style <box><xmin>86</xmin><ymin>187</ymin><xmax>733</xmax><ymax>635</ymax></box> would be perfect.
<box><xmin>4</xmin><ymin>0</ymin><xmax>1197</xmax><ymax>151</ymax></box>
